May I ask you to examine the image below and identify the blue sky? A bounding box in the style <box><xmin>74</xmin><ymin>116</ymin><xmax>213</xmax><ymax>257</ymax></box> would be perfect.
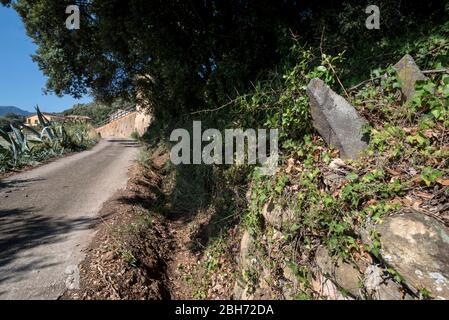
<box><xmin>0</xmin><ymin>6</ymin><xmax>91</xmax><ymax>113</ymax></box>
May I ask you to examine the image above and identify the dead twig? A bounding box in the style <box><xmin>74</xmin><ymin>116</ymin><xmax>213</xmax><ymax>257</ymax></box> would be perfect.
<box><xmin>348</xmin><ymin>76</ymin><xmax>383</xmax><ymax>92</ymax></box>
<box><xmin>349</xmin><ymin>68</ymin><xmax>449</xmax><ymax>92</ymax></box>
<box><xmin>319</xmin><ymin>26</ymin><xmax>325</xmax><ymax>58</ymax></box>
<box><xmin>422</xmin><ymin>69</ymin><xmax>449</xmax><ymax>75</ymax></box>
<box><xmin>329</xmin><ymin>62</ymin><xmax>351</xmax><ymax>100</ymax></box>
<box><xmin>189</xmin><ymin>97</ymin><xmax>239</xmax><ymax>115</ymax></box>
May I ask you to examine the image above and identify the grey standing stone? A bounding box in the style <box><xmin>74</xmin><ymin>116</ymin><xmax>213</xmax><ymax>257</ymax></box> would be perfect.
<box><xmin>373</xmin><ymin>209</ymin><xmax>449</xmax><ymax>299</ymax></box>
<box><xmin>306</xmin><ymin>78</ymin><xmax>369</xmax><ymax>159</ymax></box>
<box><xmin>393</xmin><ymin>54</ymin><xmax>427</xmax><ymax>102</ymax></box>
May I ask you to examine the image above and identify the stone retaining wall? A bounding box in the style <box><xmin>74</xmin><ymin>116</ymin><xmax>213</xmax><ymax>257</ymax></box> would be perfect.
<box><xmin>95</xmin><ymin>111</ymin><xmax>152</xmax><ymax>138</ymax></box>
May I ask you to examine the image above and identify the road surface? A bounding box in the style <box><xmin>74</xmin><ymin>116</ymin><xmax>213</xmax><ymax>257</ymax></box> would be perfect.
<box><xmin>0</xmin><ymin>138</ymin><xmax>140</xmax><ymax>299</ymax></box>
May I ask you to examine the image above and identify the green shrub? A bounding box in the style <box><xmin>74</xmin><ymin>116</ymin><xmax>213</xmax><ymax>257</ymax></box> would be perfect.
<box><xmin>130</xmin><ymin>130</ymin><xmax>141</xmax><ymax>140</ymax></box>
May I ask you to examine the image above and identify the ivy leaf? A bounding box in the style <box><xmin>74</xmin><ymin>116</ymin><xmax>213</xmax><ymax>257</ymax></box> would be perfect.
<box><xmin>422</xmin><ymin>82</ymin><xmax>436</xmax><ymax>94</ymax></box>
<box><xmin>441</xmin><ymin>74</ymin><xmax>449</xmax><ymax>85</ymax></box>
<box><xmin>421</xmin><ymin>167</ymin><xmax>443</xmax><ymax>186</ymax></box>
<box><xmin>346</xmin><ymin>172</ymin><xmax>359</xmax><ymax>181</ymax></box>
<box><xmin>431</xmin><ymin>108</ymin><xmax>442</xmax><ymax>119</ymax></box>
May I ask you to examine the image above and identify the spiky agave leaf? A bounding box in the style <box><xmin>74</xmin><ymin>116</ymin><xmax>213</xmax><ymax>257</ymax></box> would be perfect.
<box><xmin>8</xmin><ymin>133</ymin><xmax>19</xmax><ymax>164</ymax></box>
<box><xmin>35</xmin><ymin>105</ymin><xmax>51</xmax><ymax>126</ymax></box>
<box><xmin>35</xmin><ymin>105</ymin><xmax>55</xmax><ymax>141</ymax></box>
<box><xmin>75</xmin><ymin>129</ymin><xmax>83</xmax><ymax>144</ymax></box>
<box><xmin>10</xmin><ymin>124</ymin><xmax>29</xmax><ymax>153</ymax></box>
<box><xmin>0</xmin><ymin>128</ymin><xmax>11</xmax><ymax>144</ymax></box>
<box><xmin>28</xmin><ymin>137</ymin><xmax>45</xmax><ymax>149</ymax></box>
<box><xmin>0</xmin><ymin>128</ymin><xmax>15</xmax><ymax>160</ymax></box>
<box><xmin>60</xmin><ymin>125</ymin><xmax>70</xmax><ymax>146</ymax></box>
<box><xmin>0</xmin><ymin>136</ymin><xmax>9</xmax><ymax>153</ymax></box>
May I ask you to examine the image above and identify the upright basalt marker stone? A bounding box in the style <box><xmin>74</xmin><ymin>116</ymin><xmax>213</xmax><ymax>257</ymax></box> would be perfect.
<box><xmin>393</xmin><ymin>54</ymin><xmax>427</xmax><ymax>102</ymax></box>
<box><xmin>306</xmin><ymin>78</ymin><xmax>369</xmax><ymax>159</ymax></box>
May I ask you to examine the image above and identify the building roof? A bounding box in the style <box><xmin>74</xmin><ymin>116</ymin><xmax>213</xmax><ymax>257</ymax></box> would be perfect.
<box><xmin>26</xmin><ymin>113</ymin><xmax>91</xmax><ymax>120</ymax></box>
<box><xmin>65</xmin><ymin>115</ymin><xmax>92</xmax><ymax>120</ymax></box>
<box><xmin>25</xmin><ymin>112</ymin><xmax>63</xmax><ymax>118</ymax></box>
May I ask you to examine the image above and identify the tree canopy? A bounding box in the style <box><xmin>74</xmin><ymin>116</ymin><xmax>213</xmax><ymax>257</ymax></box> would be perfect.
<box><xmin>3</xmin><ymin>0</ymin><xmax>447</xmax><ymax>118</ymax></box>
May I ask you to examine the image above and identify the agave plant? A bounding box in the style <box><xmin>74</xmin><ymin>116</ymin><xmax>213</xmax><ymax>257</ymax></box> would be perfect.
<box><xmin>0</xmin><ymin>124</ymin><xmax>30</xmax><ymax>165</ymax></box>
<box><xmin>0</xmin><ymin>105</ymin><xmax>97</xmax><ymax>170</ymax></box>
<box><xmin>0</xmin><ymin>106</ymin><xmax>58</xmax><ymax>165</ymax></box>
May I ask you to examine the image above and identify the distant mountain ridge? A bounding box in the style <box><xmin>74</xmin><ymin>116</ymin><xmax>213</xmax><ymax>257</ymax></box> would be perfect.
<box><xmin>0</xmin><ymin>106</ymin><xmax>32</xmax><ymax>117</ymax></box>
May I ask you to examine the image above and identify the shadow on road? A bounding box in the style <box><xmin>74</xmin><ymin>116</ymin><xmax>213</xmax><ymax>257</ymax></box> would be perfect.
<box><xmin>0</xmin><ymin>177</ymin><xmax>45</xmax><ymax>190</ymax></box>
<box><xmin>0</xmin><ymin>206</ymin><xmax>110</xmax><ymax>285</ymax></box>
<box><xmin>103</xmin><ymin>139</ymin><xmax>141</xmax><ymax>149</ymax></box>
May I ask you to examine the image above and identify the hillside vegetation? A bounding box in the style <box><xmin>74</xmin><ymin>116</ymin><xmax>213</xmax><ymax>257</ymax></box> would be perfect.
<box><xmin>132</xmin><ymin>27</ymin><xmax>448</xmax><ymax>299</ymax></box>
<box><xmin>132</xmin><ymin>3</ymin><xmax>449</xmax><ymax>300</ymax></box>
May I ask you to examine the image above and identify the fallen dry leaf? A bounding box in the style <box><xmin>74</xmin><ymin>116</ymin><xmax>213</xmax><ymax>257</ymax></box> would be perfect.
<box><xmin>436</xmin><ymin>178</ymin><xmax>449</xmax><ymax>186</ymax></box>
<box><xmin>285</xmin><ymin>158</ymin><xmax>295</xmax><ymax>174</ymax></box>
<box><xmin>403</xmin><ymin>127</ymin><xmax>418</xmax><ymax>134</ymax></box>
<box><xmin>412</xmin><ymin>200</ymin><xmax>423</xmax><ymax>210</ymax></box>
<box><xmin>403</xmin><ymin>196</ymin><xmax>415</xmax><ymax>206</ymax></box>
<box><xmin>290</xmin><ymin>184</ymin><xmax>300</xmax><ymax>191</ymax></box>
<box><xmin>423</xmin><ymin>129</ymin><xmax>437</xmax><ymax>138</ymax></box>
<box><xmin>386</xmin><ymin>167</ymin><xmax>401</xmax><ymax>176</ymax></box>
<box><xmin>414</xmin><ymin>190</ymin><xmax>434</xmax><ymax>200</ymax></box>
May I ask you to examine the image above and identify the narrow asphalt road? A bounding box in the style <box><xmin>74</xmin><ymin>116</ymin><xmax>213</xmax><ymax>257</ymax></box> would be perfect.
<box><xmin>0</xmin><ymin>138</ymin><xmax>140</xmax><ymax>299</ymax></box>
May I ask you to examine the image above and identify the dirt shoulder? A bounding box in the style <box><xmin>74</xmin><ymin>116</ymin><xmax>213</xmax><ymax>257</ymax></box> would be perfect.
<box><xmin>61</xmin><ymin>162</ymin><xmax>172</xmax><ymax>299</ymax></box>
<box><xmin>62</xmin><ymin>146</ymin><xmax>240</xmax><ymax>300</ymax></box>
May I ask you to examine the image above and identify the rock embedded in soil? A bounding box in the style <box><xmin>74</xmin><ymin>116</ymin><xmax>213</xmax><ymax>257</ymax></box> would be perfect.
<box><xmin>311</xmin><ymin>272</ymin><xmax>353</xmax><ymax>300</ymax></box>
<box><xmin>239</xmin><ymin>230</ymin><xmax>257</xmax><ymax>270</ymax></box>
<box><xmin>323</xmin><ymin>158</ymin><xmax>351</xmax><ymax>190</ymax></box>
<box><xmin>261</xmin><ymin>200</ymin><xmax>298</xmax><ymax>231</ymax></box>
<box><xmin>314</xmin><ymin>246</ymin><xmax>362</xmax><ymax>298</ymax></box>
<box><xmin>281</xmin><ymin>264</ymin><xmax>299</xmax><ymax>299</ymax></box>
<box><xmin>234</xmin><ymin>230</ymin><xmax>257</xmax><ymax>299</ymax></box>
<box><xmin>306</xmin><ymin>78</ymin><xmax>369</xmax><ymax>159</ymax></box>
<box><xmin>372</xmin><ymin>209</ymin><xmax>449</xmax><ymax>299</ymax></box>
<box><xmin>363</xmin><ymin>264</ymin><xmax>414</xmax><ymax>300</ymax></box>
<box><xmin>393</xmin><ymin>54</ymin><xmax>427</xmax><ymax>102</ymax></box>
